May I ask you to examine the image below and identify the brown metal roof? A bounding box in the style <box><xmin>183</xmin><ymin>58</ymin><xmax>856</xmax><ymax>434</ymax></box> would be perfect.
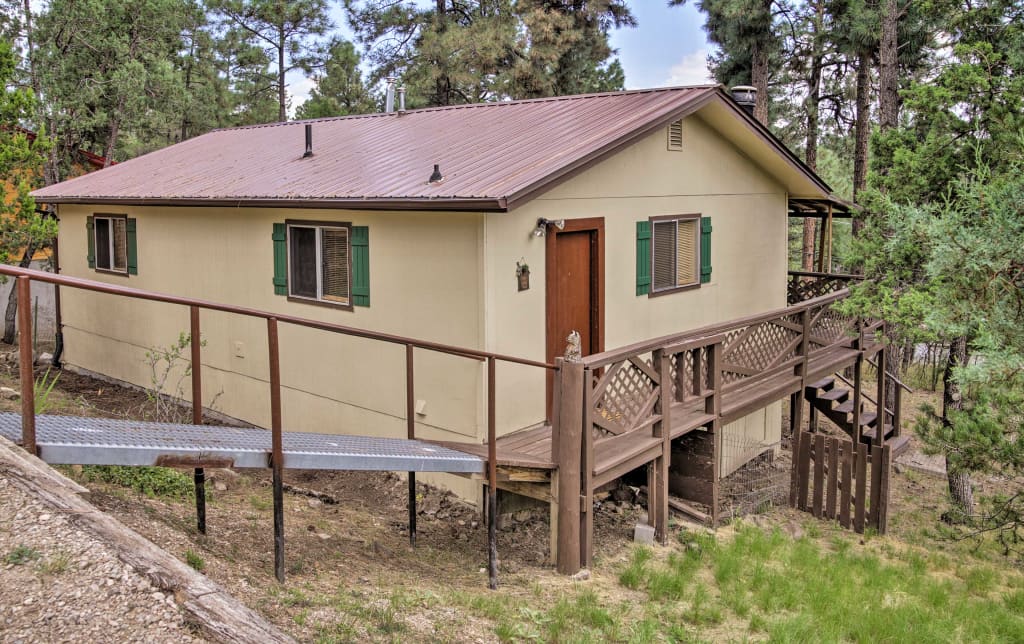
<box><xmin>32</xmin><ymin>85</ymin><xmax>831</xmax><ymax>211</ymax></box>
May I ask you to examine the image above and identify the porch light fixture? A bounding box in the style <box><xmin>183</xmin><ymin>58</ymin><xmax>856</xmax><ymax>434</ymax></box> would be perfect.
<box><xmin>532</xmin><ymin>218</ymin><xmax>565</xmax><ymax>237</ymax></box>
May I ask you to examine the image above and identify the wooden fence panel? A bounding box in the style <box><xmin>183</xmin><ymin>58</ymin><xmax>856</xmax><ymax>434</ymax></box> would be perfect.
<box><xmin>790</xmin><ymin>430</ymin><xmax>890</xmax><ymax>535</ymax></box>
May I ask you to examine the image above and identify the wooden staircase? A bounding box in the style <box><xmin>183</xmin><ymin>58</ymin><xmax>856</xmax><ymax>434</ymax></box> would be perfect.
<box><xmin>804</xmin><ymin>376</ymin><xmax>911</xmax><ymax>457</ymax></box>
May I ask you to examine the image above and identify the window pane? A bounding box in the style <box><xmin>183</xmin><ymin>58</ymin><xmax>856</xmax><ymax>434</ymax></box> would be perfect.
<box><xmin>676</xmin><ymin>219</ymin><xmax>698</xmax><ymax>285</ymax></box>
<box><xmin>112</xmin><ymin>218</ymin><xmax>128</xmax><ymax>271</ymax></box>
<box><xmin>289</xmin><ymin>226</ymin><xmax>317</xmax><ymax>298</ymax></box>
<box><xmin>95</xmin><ymin>218</ymin><xmax>111</xmax><ymax>270</ymax></box>
<box><xmin>652</xmin><ymin>220</ymin><xmax>677</xmax><ymax>291</ymax></box>
<box><xmin>320</xmin><ymin>228</ymin><xmax>349</xmax><ymax>303</ymax></box>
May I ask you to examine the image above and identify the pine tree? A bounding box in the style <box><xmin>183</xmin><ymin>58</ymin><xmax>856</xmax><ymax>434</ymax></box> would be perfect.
<box><xmin>211</xmin><ymin>0</ymin><xmax>333</xmax><ymax>121</ymax></box>
<box><xmin>295</xmin><ymin>40</ymin><xmax>374</xmax><ymax>119</ymax></box>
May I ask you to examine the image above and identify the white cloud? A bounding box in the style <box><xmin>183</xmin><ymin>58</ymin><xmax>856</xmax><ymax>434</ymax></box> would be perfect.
<box><xmin>661</xmin><ymin>49</ymin><xmax>714</xmax><ymax>87</ymax></box>
<box><xmin>287</xmin><ymin>73</ymin><xmax>317</xmax><ymax>118</ymax></box>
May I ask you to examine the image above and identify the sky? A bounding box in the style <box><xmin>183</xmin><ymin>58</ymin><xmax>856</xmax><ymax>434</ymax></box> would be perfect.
<box><xmin>289</xmin><ymin>1</ymin><xmax>715</xmax><ymax>112</ymax></box>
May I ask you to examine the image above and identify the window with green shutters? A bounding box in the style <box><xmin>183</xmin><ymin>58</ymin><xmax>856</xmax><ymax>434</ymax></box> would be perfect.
<box><xmin>87</xmin><ymin>214</ymin><xmax>137</xmax><ymax>275</ymax></box>
<box><xmin>636</xmin><ymin>215</ymin><xmax>711</xmax><ymax>296</ymax></box>
<box><xmin>273</xmin><ymin>221</ymin><xmax>369</xmax><ymax>308</ymax></box>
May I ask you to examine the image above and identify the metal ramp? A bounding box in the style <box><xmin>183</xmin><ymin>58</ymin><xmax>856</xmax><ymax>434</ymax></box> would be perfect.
<box><xmin>0</xmin><ymin>413</ymin><xmax>483</xmax><ymax>473</ymax></box>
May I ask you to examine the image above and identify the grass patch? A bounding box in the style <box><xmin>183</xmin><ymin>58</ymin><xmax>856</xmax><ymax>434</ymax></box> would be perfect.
<box><xmin>623</xmin><ymin>523</ymin><xmax>1024</xmax><ymax>642</ymax></box>
<box><xmin>37</xmin><ymin>550</ymin><xmax>72</xmax><ymax>575</ymax></box>
<box><xmin>80</xmin><ymin>465</ymin><xmax>202</xmax><ymax>500</ymax></box>
<box><xmin>5</xmin><ymin>544</ymin><xmax>41</xmax><ymax>565</ymax></box>
<box><xmin>185</xmin><ymin>548</ymin><xmax>205</xmax><ymax>572</ymax></box>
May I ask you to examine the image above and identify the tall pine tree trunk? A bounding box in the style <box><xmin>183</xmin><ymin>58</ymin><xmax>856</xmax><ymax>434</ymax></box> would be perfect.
<box><xmin>751</xmin><ymin>38</ymin><xmax>770</xmax><ymax>125</ymax></box>
<box><xmin>878</xmin><ymin>0</ymin><xmax>900</xmax><ymax>131</ymax></box>
<box><xmin>802</xmin><ymin>2</ymin><xmax>824</xmax><ymax>271</ymax></box>
<box><xmin>852</xmin><ymin>49</ymin><xmax>871</xmax><ymax>237</ymax></box>
<box><xmin>278</xmin><ymin>29</ymin><xmax>287</xmax><ymax>122</ymax></box>
<box><xmin>3</xmin><ymin>244</ymin><xmax>36</xmax><ymax>345</ymax></box>
<box><xmin>943</xmin><ymin>335</ymin><xmax>974</xmax><ymax>518</ymax></box>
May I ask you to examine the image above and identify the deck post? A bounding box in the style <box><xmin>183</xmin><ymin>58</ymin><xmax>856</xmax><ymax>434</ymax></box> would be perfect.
<box><xmin>707</xmin><ymin>342</ymin><xmax>723</xmax><ymax>526</ymax></box>
<box><xmin>487</xmin><ymin>356</ymin><xmax>498</xmax><ymax>590</ymax></box>
<box><xmin>406</xmin><ymin>344</ymin><xmax>416</xmax><ymax>546</ymax></box>
<box><xmin>874</xmin><ymin>340</ymin><xmax>886</xmax><ymax>448</ymax></box>
<box><xmin>16</xmin><ymin>277</ymin><xmax>35</xmax><ymax>456</ymax></box>
<box><xmin>554</xmin><ymin>358</ymin><xmax>583</xmax><ymax>574</ymax></box>
<box><xmin>267</xmin><ymin>318</ymin><xmax>286</xmax><ymax>583</ymax></box>
<box><xmin>652</xmin><ymin>348</ymin><xmax>670</xmax><ymax>543</ymax></box>
<box><xmin>190</xmin><ymin>306</ymin><xmax>206</xmax><ymax>535</ymax></box>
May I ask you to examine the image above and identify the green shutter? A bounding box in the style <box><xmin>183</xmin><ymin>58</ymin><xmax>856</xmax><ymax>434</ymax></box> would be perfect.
<box><xmin>126</xmin><ymin>218</ymin><xmax>138</xmax><ymax>275</ymax></box>
<box><xmin>351</xmin><ymin>225</ymin><xmax>369</xmax><ymax>307</ymax></box>
<box><xmin>700</xmin><ymin>216</ymin><xmax>712</xmax><ymax>284</ymax></box>
<box><xmin>86</xmin><ymin>216</ymin><xmax>95</xmax><ymax>268</ymax></box>
<box><xmin>636</xmin><ymin>220</ymin><xmax>651</xmax><ymax>296</ymax></box>
<box><xmin>272</xmin><ymin>223</ymin><xmax>287</xmax><ymax>295</ymax></box>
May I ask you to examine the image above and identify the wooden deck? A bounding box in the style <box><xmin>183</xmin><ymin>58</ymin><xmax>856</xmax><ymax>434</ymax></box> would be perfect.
<box><xmin>434</xmin><ymin>282</ymin><xmax>899</xmax><ymax>573</ymax></box>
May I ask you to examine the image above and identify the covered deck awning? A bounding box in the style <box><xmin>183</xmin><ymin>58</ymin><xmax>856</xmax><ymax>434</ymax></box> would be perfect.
<box><xmin>787</xmin><ymin>194</ymin><xmax>857</xmax><ymax>218</ymax></box>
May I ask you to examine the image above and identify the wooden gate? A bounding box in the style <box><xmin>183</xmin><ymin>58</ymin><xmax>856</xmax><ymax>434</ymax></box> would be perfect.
<box><xmin>789</xmin><ymin>430</ymin><xmax>892</xmax><ymax>534</ymax></box>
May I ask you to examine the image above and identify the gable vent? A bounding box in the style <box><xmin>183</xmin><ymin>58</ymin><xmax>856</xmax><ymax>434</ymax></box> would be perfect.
<box><xmin>667</xmin><ymin>120</ymin><xmax>684</xmax><ymax>151</ymax></box>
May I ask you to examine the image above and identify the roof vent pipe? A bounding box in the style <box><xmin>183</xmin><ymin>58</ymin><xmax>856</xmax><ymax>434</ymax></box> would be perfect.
<box><xmin>303</xmin><ymin>123</ymin><xmax>313</xmax><ymax>158</ymax></box>
<box><xmin>730</xmin><ymin>85</ymin><xmax>757</xmax><ymax>116</ymax></box>
<box><xmin>385</xmin><ymin>76</ymin><xmax>397</xmax><ymax>113</ymax></box>
<box><xmin>397</xmin><ymin>86</ymin><xmax>406</xmax><ymax>114</ymax></box>
<box><xmin>428</xmin><ymin>164</ymin><xmax>443</xmax><ymax>183</ymax></box>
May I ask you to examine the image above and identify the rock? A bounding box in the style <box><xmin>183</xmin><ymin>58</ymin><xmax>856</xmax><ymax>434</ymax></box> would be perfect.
<box><xmin>0</xmin><ymin>387</ymin><xmax>19</xmax><ymax>400</ymax></box>
<box><xmin>35</xmin><ymin>352</ymin><xmax>54</xmax><ymax>365</ymax></box>
<box><xmin>306</xmin><ymin>498</ymin><xmax>322</xmax><ymax>508</ymax></box>
<box><xmin>513</xmin><ymin>510</ymin><xmax>533</xmax><ymax>523</ymax></box>
<box><xmin>893</xmin><ymin>463</ymin><xmax>904</xmax><ymax>474</ymax></box>
<box><xmin>571</xmin><ymin>569</ymin><xmax>591</xmax><ymax>582</ymax></box>
<box><xmin>633</xmin><ymin>523</ymin><xmax>656</xmax><ymax>545</ymax></box>
<box><xmin>213</xmin><ymin>482</ymin><xmax>228</xmax><ymax>492</ymax></box>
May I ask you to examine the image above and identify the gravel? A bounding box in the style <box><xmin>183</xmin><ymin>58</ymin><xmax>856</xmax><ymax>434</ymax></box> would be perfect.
<box><xmin>0</xmin><ymin>475</ymin><xmax>207</xmax><ymax>643</ymax></box>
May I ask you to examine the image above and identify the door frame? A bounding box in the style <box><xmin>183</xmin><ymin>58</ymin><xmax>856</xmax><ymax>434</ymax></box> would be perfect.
<box><xmin>545</xmin><ymin>217</ymin><xmax>605</xmax><ymax>414</ymax></box>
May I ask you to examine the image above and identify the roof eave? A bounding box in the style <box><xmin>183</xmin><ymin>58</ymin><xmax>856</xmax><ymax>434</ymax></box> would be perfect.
<box><xmin>34</xmin><ymin>195</ymin><xmax>509</xmax><ymax>213</ymax></box>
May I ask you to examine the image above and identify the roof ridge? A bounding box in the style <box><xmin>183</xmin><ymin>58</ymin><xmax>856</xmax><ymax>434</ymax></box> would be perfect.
<box><xmin>212</xmin><ymin>85</ymin><xmax>723</xmax><ymax>133</ymax></box>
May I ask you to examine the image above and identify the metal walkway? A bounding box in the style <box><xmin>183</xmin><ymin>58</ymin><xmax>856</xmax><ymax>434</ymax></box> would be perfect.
<box><xmin>0</xmin><ymin>413</ymin><xmax>483</xmax><ymax>473</ymax></box>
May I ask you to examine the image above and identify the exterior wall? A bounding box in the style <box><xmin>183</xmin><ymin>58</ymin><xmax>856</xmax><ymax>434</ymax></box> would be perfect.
<box><xmin>57</xmin><ymin>205</ymin><xmax>486</xmax><ymax>466</ymax></box>
<box><xmin>484</xmin><ymin>113</ymin><xmax>787</xmax><ymax>465</ymax></box>
<box><xmin>55</xmin><ymin>108</ymin><xmax>791</xmax><ymax>491</ymax></box>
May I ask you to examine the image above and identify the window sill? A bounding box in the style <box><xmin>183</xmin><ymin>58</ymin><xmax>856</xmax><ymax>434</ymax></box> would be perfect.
<box><xmin>648</xmin><ymin>282</ymin><xmax>701</xmax><ymax>298</ymax></box>
<box><xmin>286</xmin><ymin>295</ymin><xmax>354</xmax><ymax>312</ymax></box>
<box><xmin>93</xmin><ymin>268</ymin><xmax>130</xmax><ymax>278</ymax></box>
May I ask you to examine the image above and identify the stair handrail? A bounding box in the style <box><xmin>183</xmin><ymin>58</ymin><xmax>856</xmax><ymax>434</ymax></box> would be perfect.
<box><xmin>864</xmin><ymin>357</ymin><xmax>913</xmax><ymax>393</ymax></box>
<box><xmin>830</xmin><ymin>371</ymin><xmax>898</xmax><ymax>419</ymax></box>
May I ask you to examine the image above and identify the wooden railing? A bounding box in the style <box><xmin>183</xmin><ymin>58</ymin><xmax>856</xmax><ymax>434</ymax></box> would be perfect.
<box><xmin>543</xmin><ymin>285</ymin><xmax>882</xmax><ymax>571</ymax></box>
<box><xmin>787</xmin><ymin>270</ymin><xmax>861</xmax><ymax>305</ymax></box>
<box><xmin>1</xmin><ymin>264</ymin><xmax>555</xmax><ymax>589</ymax></box>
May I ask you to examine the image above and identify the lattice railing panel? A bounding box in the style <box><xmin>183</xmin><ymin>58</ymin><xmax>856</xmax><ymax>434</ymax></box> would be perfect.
<box><xmin>788</xmin><ymin>274</ymin><xmax>853</xmax><ymax>305</ymax></box>
<box><xmin>721</xmin><ymin>315</ymin><xmax>802</xmax><ymax>385</ymax></box>
<box><xmin>592</xmin><ymin>357</ymin><xmax>657</xmax><ymax>437</ymax></box>
<box><xmin>808</xmin><ymin>304</ymin><xmax>857</xmax><ymax>350</ymax></box>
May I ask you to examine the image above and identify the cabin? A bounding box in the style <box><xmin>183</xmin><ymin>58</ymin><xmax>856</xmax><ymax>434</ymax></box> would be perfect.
<box><xmin>31</xmin><ymin>87</ymin><xmax>903</xmax><ymax>565</ymax></box>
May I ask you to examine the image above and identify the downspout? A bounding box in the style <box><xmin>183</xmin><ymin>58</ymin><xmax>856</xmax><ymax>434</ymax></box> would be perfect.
<box><xmin>47</xmin><ymin>207</ymin><xmax>63</xmax><ymax>367</ymax></box>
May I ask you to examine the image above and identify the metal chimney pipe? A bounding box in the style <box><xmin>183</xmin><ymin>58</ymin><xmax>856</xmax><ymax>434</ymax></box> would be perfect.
<box><xmin>397</xmin><ymin>86</ymin><xmax>406</xmax><ymax>113</ymax></box>
<box><xmin>730</xmin><ymin>85</ymin><xmax>757</xmax><ymax>116</ymax></box>
<box><xmin>385</xmin><ymin>76</ymin><xmax>397</xmax><ymax>113</ymax></box>
<box><xmin>303</xmin><ymin>123</ymin><xmax>313</xmax><ymax>158</ymax></box>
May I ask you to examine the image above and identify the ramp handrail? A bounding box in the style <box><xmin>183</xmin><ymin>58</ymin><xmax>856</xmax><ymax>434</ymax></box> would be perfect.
<box><xmin>4</xmin><ymin>263</ymin><xmax>553</xmax><ymax>590</ymax></box>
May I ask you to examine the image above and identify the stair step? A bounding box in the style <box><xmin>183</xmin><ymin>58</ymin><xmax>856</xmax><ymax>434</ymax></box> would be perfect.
<box><xmin>819</xmin><ymin>388</ymin><xmax>849</xmax><ymax>403</ymax></box>
<box><xmin>860</xmin><ymin>412</ymin><xmax>878</xmax><ymax>427</ymax></box>
<box><xmin>807</xmin><ymin>377</ymin><xmax>836</xmax><ymax>392</ymax></box>
<box><xmin>862</xmin><ymin>424</ymin><xmax>894</xmax><ymax>442</ymax></box>
<box><xmin>889</xmin><ymin>435</ymin><xmax>911</xmax><ymax>457</ymax></box>
<box><xmin>834</xmin><ymin>401</ymin><xmax>855</xmax><ymax>414</ymax></box>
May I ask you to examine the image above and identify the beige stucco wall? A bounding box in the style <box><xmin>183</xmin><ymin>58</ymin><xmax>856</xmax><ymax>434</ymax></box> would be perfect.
<box><xmin>58</xmin><ymin>206</ymin><xmax>487</xmax><ymax>458</ymax></box>
<box><xmin>483</xmin><ymin>112</ymin><xmax>786</xmax><ymax>467</ymax></box>
<box><xmin>56</xmin><ymin>107</ymin><xmax>790</xmax><ymax>490</ymax></box>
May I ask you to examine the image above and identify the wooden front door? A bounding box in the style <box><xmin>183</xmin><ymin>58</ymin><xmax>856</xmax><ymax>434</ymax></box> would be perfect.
<box><xmin>546</xmin><ymin>218</ymin><xmax>604</xmax><ymax>413</ymax></box>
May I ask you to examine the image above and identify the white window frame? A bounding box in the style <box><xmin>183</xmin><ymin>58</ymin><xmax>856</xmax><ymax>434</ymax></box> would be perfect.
<box><xmin>93</xmin><ymin>214</ymin><xmax>128</xmax><ymax>274</ymax></box>
<box><xmin>286</xmin><ymin>221</ymin><xmax>352</xmax><ymax>308</ymax></box>
<box><xmin>650</xmin><ymin>214</ymin><xmax>701</xmax><ymax>295</ymax></box>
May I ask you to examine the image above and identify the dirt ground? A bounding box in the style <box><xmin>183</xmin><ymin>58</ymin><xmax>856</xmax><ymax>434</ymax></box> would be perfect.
<box><xmin>2</xmin><ymin>360</ymin><xmax>1019</xmax><ymax>641</ymax></box>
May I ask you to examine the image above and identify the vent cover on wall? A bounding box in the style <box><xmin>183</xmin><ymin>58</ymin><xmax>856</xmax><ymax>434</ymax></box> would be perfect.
<box><xmin>667</xmin><ymin>120</ymin><xmax>684</xmax><ymax>151</ymax></box>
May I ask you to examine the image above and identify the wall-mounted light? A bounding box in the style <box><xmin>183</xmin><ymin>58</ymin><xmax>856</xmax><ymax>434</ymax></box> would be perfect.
<box><xmin>532</xmin><ymin>218</ymin><xmax>566</xmax><ymax>237</ymax></box>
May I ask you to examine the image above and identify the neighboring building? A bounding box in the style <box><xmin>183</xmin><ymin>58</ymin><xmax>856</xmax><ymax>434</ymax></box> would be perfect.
<box><xmin>32</xmin><ymin>86</ymin><xmax>841</xmax><ymax>494</ymax></box>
